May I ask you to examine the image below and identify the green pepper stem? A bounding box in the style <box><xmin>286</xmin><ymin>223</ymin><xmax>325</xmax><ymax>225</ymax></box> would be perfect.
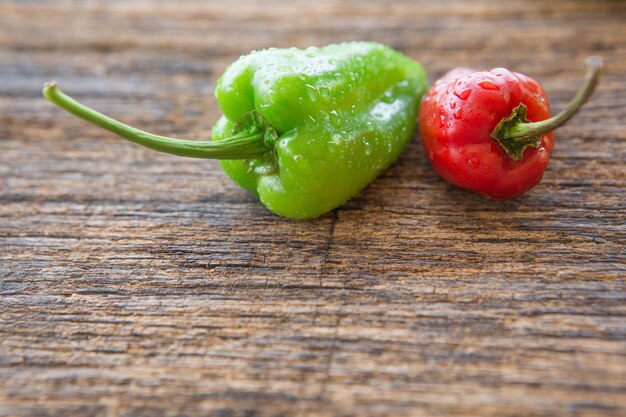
<box><xmin>491</xmin><ymin>56</ymin><xmax>603</xmax><ymax>161</ymax></box>
<box><xmin>42</xmin><ymin>82</ymin><xmax>270</xmax><ymax>160</ymax></box>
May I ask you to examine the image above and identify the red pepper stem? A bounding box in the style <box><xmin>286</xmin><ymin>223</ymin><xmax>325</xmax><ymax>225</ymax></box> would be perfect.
<box><xmin>491</xmin><ymin>57</ymin><xmax>603</xmax><ymax>161</ymax></box>
<box><xmin>42</xmin><ymin>82</ymin><xmax>270</xmax><ymax>160</ymax></box>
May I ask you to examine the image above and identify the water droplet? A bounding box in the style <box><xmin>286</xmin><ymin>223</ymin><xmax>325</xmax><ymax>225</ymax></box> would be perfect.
<box><xmin>328</xmin><ymin>59</ymin><xmax>337</xmax><ymax>65</ymax></box>
<box><xmin>428</xmin><ymin>150</ymin><xmax>434</xmax><ymax>160</ymax></box>
<box><xmin>305</xmin><ymin>84</ymin><xmax>318</xmax><ymax>101</ymax></box>
<box><xmin>328</xmin><ymin>133</ymin><xmax>342</xmax><ymax>151</ymax></box>
<box><xmin>454</xmin><ymin>88</ymin><xmax>471</xmax><ymax>100</ymax></box>
<box><xmin>459</xmin><ymin>146</ymin><xmax>466</xmax><ymax>154</ymax></box>
<box><xmin>277</xmin><ymin>64</ymin><xmax>290</xmax><ymax>72</ymax></box>
<box><xmin>319</xmin><ymin>86</ymin><xmax>330</xmax><ymax>97</ymax></box>
<box><xmin>381</xmin><ymin>90</ymin><xmax>395</xmax><ymax>104</ymax></box>
<box><xmin>283</xmin><ymin>52</ymin><xmax>294</xmax><ymax>58</ymax></box>
<box><xmin>263</xmin><ymin>79</ymin><xmax>270</xmax><ymax>85</ymax></box>
<box><xmin>328</xmin><ymin>110</ymin><xmax>341</xmax><ymax>128</ymax></box>
<box><xmin>439</xmin><ymin>115</ymin><xmax>447</xmax><ymax>129</ymax></box>
<box><xmin>306</xmin><ymin>114</ymin><xmax>319</xmax><ymax>131</ymax></box>
<box><xmin>479</xmin><ymin>80</ymin><xmax>499</xmax><ymax>91</ymax></box>
<box><xmin>366</xmin><ymin>121</ymin><xmax>374</xmax><ymax>130</ymax></box>
<box><xmin>364</xmin><ymin>141</ymin><xmax>373</xmax><ymax>155</ymax></box>
<box><xmin>450</xmin><ymin>101</ymin><xmax>457</xmax><ymax>109</ymax></box>
<box><xmin>481</xmin><ymin>165</ymin><xmax>490</xmax><ymax>175</ymax></box>
<box><xmin>467</xmin><ymin>155</ymin><xmax>480</xmax><ymax>169</ymax></box>
<box><xmin>453</xmin><ymin>109</ymin><xmax>463</xmax><ymax>120</ymax></box>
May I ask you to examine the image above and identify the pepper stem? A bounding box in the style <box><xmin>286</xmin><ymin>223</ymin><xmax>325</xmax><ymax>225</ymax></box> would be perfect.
<box><xmin>42</xmin><ymin>82</ymin><xmax>270</xmax><ymax>160</ymax></box>
<box><xmin>491</xmin><ymin>56</ymin><xmax>603</xmax><ymax>160</ymax></box>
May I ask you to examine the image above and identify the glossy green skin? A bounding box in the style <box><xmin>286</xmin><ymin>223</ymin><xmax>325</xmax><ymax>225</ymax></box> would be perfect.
<box><xmin>213</xmin><ymin>42</ymin><xmax>428</xmax><ymax>219</ymax></box>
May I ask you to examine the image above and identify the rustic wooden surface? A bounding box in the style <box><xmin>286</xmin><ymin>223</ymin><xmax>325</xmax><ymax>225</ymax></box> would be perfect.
<box><xmin>1</xmin><ymin>0</ymin><xmax>625</xmax><ymax>416</ymax></box>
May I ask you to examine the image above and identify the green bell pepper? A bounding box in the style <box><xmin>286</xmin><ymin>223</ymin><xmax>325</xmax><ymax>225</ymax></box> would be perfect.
<box><xmin>43</xmin><ymin>42</ymin><xmax>427</xmax><ymax>219</ymax></box>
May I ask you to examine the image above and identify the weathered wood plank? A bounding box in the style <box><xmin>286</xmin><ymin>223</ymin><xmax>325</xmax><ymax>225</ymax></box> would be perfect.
<box><xmin>1</xmin><ymin>0</ymin><xmax>625</xmax><ymax>416</ymax></box>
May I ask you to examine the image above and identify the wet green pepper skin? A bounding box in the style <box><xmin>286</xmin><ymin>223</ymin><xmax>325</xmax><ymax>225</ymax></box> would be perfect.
<box><xmin>213</xmin><ymin>42</ymin><xmax>428</xmax><ymax>219</ymax></box>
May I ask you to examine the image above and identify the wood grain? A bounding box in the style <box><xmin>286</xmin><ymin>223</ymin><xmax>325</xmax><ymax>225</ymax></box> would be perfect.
<box><xmin>1</xmin><ymin>0</ymin><xmax>625</xmax><ymax>416</ymax></box>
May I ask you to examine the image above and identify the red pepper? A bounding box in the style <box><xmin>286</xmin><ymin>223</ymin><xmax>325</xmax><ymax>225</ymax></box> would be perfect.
<box><xmin>418</xmin><ymin>57</ymin><xmax>602</xmax><ymax>199</ymax></box>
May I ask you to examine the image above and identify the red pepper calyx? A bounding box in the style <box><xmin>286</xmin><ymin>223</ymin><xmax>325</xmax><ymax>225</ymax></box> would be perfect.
<box><xmin>490</xmin><ymin>103</ymin><xmax>540</xmax><ymax>160</ymax></box>
<box><xmin>491</xmin><ymin>56</ymin><xmax>603</xmax><ymax>161</ymax></box>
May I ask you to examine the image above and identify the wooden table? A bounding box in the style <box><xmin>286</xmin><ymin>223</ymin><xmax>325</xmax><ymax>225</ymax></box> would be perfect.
<box><xmin>1</xmin><ymin>1</ymin><xmax>625</xmax><ymax>416</ymax></box>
